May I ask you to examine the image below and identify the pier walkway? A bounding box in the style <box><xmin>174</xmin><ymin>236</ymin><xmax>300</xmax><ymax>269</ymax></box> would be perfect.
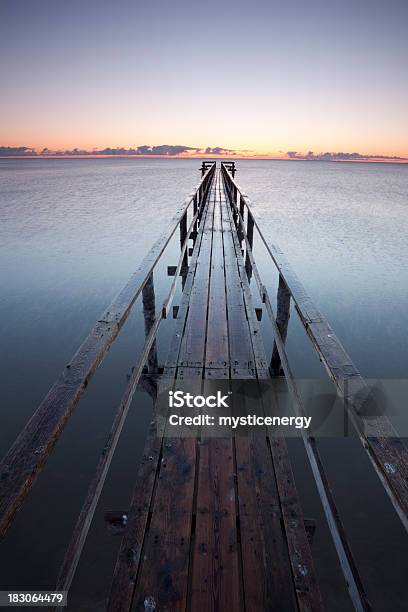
<box><xmin>0</xmin><ymin>163</ymin><xmax>407</xmax><ymax>611</ymax></box>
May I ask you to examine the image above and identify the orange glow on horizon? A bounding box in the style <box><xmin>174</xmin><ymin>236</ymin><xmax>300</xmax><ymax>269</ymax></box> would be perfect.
<box><xmin>1</xmin><ymin>140</ymin><xmax>408</xmax><ymax>161</ymax></box>
<box><xmin>1</xmin><ymin>152</ymin><xmax>407</xmax><ymax>163</ymax></box>
<box><xmin>1</xmin><ymin>141</ymin><xmax>407</xmax><ymax>162</ymax></box>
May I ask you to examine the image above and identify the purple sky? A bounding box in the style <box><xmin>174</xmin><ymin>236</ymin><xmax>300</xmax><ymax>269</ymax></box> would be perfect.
<box><xmin>1</xmin><ymin>0</ymin><xmax>407</xmax><ymax>156</ymax></box>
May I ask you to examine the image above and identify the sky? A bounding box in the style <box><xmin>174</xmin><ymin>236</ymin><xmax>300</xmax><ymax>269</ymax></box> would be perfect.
<box><xmin>1</xmin><ymin>0</ymin><xmax>407</xmax><ymax>157</ymax></box>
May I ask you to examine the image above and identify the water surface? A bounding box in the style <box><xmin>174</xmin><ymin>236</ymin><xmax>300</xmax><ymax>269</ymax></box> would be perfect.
<box><xmin>0</xmin><ymin>158</ymin><xmax>407</xmax><ymax>610</ymax></box>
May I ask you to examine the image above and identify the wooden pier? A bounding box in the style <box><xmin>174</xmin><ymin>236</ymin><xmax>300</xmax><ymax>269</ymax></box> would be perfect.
<box><xmin>0</xmin><ymin>162</ymin><xmax>407</xmax><ymax>611</ymax></box>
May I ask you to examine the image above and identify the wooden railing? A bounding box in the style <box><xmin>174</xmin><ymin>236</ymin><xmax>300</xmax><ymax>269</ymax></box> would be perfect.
<box><xmin>221</xmin><ymin>161</ymin><xmax>408</xmax><ymax>611</ymax></box>
<box><xmin>0</xmin><ymin>162</ymin><xmax>216</xmax><ymax>547</ymax></box>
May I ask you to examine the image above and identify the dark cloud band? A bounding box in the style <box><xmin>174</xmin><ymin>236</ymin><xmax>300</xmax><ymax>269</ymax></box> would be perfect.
<box><xmin>0</xmin><ymin>145</ymin><xmax>242</xmax><ymax>157</ymax></box>
<box><xmin>286</xmin><ymin>150</ymin><xmax>407</xmax><ymax>161</ymax></box>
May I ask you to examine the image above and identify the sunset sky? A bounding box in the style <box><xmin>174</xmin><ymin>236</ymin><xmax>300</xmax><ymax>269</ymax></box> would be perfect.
<box><xmin>1</xmin><ymin>0</ymin><xmax>407</xmax><ymax>157</ymax></box>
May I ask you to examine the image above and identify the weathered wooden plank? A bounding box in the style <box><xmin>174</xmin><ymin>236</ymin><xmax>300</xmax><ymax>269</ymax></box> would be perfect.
<box><xmin>218</xmin><ymin>184</ymin><xmax>297</xmax><ymax>610</ymax></box>
<box><xmin>131</xmin><ymin>182</ymin><xmax>217</xmax><ymax>612</ymax></box>
<box><xmin>268</xmin><ymin>435</ymin><xmax>324</xmax><ymax>611</ymax></box>
<box><xmin>222</xmin><ymin>177</ymin><xmax>324</xmax><ymax>610</ymax></box>
<box><xmin>131</xmin><ymin>434</ymin><xmax>198</xmax><ymax>612</ymax></box>
<box><xmin>191</xmin><ymin>175</ymin><xmax>240</xmax><ymax>610</ymax></box>
<box><xmin>225</xmin><ymin>174</ymin><xmax>324</xmax><ymax>608</ymax></box>
<box><xmin>173</xmin><ymin>186</ymin><xmax>215</xmax><ymax>370</ymax></box>
<box><xmin>204</xmin><ymin>175</ymin><xmax>229</xmax><ymax>371</ymax></box>
<box><xmin>223</xmin><ymin>187</ymin><xmax>269</xmax><ymax>377</ymax></box>
<box><xmin>190</xmin><ymin>434</ymin><xmax>241</xmax><ymax>611</ymax></box>
<box><xmin>163</xmin><ymin>200</ymin><xmax>213</xmax><ymax>374</ymax></box>
<box><xmin>106</xmin><ymin>415</ymin><xmax>163</xmax><ymax>612</ymax></box>
<box><xmin>235</xmin><ymin>435</ymin><xmax>298</xmax><ymax>612</ymax></box>
<box><xmin>229</xmin><ymin>364</ymin><xmax>298</xmax><ymax>606</ymax></box>
<box><xmin>220</xmin><ymin>190</ymin><xmax>255</xmax><ymax>378</ymax></box>
<box><xmin>0</xmin><ymin>165</ymin><xmax>215</xmax><ymax>539</ymax></box>
<box><xmin>108</xmin><ymin>174</ymin><xmax>216</xmax><ymax>611</ymax></box>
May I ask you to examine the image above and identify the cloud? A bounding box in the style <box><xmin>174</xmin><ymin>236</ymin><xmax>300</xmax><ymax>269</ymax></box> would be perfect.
<box><xmin>0</xmin><ymin>146</ymin><xmax>36</xmax><ymax>156</ymax></box>
<box><xmin>3</xmin><ymin>144</ymin><xmax>404</xmax><ymax>162</ymax></box>
<box><xmin>204</xmin><ymin>146</ymin><xmax>239</xmax><ymax>156</ymax></box>
<box><xmin>60</xmin><ymin>145</ymin><xmax>200</xmax><ymax>156</ymax></box>
<box><xmin>286</xmin><ymin>150</ymin><xmax>408</xmax><ymax>162</ymax></box>
<box><xmin>0</xmin><ymin>144</ymin><xmax>247</xmax><ymax>157</ymax></box>
<box><xmin>134</xmin><ymin>145</ymin><xmax>200</xmax><ymax>155</ymax></box>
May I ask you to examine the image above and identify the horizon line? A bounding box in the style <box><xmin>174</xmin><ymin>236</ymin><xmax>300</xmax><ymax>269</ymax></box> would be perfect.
<box><xmin>1</xmin><ymin>145</ymin><xmax>408</xmax><ymax>164</ymax></box>
<box><xmin>0</xmin><ymin>144</ymin><xmax>408</xmax><ymax>163</ymax></box>
<box><xmin>1</xmin><ymin>154</ymin><xmax>408</xmax><ymax>164</ymax></box>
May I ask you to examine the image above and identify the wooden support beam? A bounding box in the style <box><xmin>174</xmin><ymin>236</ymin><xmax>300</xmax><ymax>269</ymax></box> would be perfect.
<box><xmin>270</xmin><ymin>274</ymin><xmax>291</xmax><ymax>376</ymax></box>
<box><xmin>142</xmin><ymin>273</ymin><xmax>158</xmax><ymax>377</ymax></box>
<box><xmin>255</xmin><ymin>307</ymin><xmax>263</xmax><ymax>321</ymax></box>
<box><xmin>245</xmin><ymin>212</ymin><xmax>254</xmax><ymax>280</ymax></box>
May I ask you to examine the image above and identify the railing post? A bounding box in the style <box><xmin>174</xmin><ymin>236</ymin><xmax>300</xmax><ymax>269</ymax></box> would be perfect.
<box><xmin>239</xmin><ymin>193</ymin><xmax>245</xmax><ymax>218</ymax></box>
<box><xmin>244</xmin><ymin>211</ymin><xmax>254</xmax><ymax>279</ymax></box>
<box><xmin>142</xmin><ymin>273</ymin><xmax>158</xmax><ymax>377</ymax></box>
<box><xmin>199</xmin><ymin>184</ymin><xmax>203</xmax><ymax>209</ymax></box>
<box><xmin>270</xmin><ymin>274</ymin><xmax>291</xmax><ymax>375</ymax></box>
<box><xmin>246</xmin><ymin>209</ymin><xmax>254</xmax><ymax>248</ymax></box>
<box><xmin>199</xmin><ymin>183</ymin><xmax>206</xmax><ymax>224</ymax></box>
<box><xmin>204</xmin><ymin>171</ymin><xmax>209</xmax><ymax>196</ymax></box>
<box><xmin>235</xmin><ymin>193</ymin><xmax>243</xmax><ymax>244</ymax></box>
<box><xmin>192</xmin><ymin>193</ymin><xmax>198</xmax><ymax>242</ymax></box>
<box><xmin>180</xmin><ymin>210</ymin><xmax>188</xmax><ymax>286</ymax></box>
<box><xmin>230</xmin><ymin>183</ymin><xmax>238</xmax><ymax>226</ymax></box>
<box><xmin>180</xmin><ymin>210</ymin><xmax>187</xmax><ymax>246</ymax></box>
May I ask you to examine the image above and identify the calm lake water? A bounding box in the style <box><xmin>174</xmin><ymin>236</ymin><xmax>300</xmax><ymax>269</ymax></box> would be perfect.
<box><xmin>0</xmin><ymin>158</ymin><xmax>407</xmax><ymax>610</ymax></box>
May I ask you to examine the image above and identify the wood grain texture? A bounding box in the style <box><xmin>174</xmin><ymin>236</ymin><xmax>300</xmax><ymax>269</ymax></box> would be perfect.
<box><xmin>108</xmin><ymin>171</ymin><xmax>216</xmax><ymax>611</ymax></box>
<box><xmin>128</xmin><ymin>177</ymin><xmax>216</xmax><ymax>612</ymax></box>
<box><xmin>221</xmin><ymin>187</ymin><xmax>298</xmax><ymax>611</ymax></box>
<box><xmin>223</xmin><ymin>175</ymin><xmax>323</xmax><ymax>611</ymax></box>
<box><xmin>190</xmin><ymin>174</ymin><xmax>241</xmax><ymax>611</ymax></box>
